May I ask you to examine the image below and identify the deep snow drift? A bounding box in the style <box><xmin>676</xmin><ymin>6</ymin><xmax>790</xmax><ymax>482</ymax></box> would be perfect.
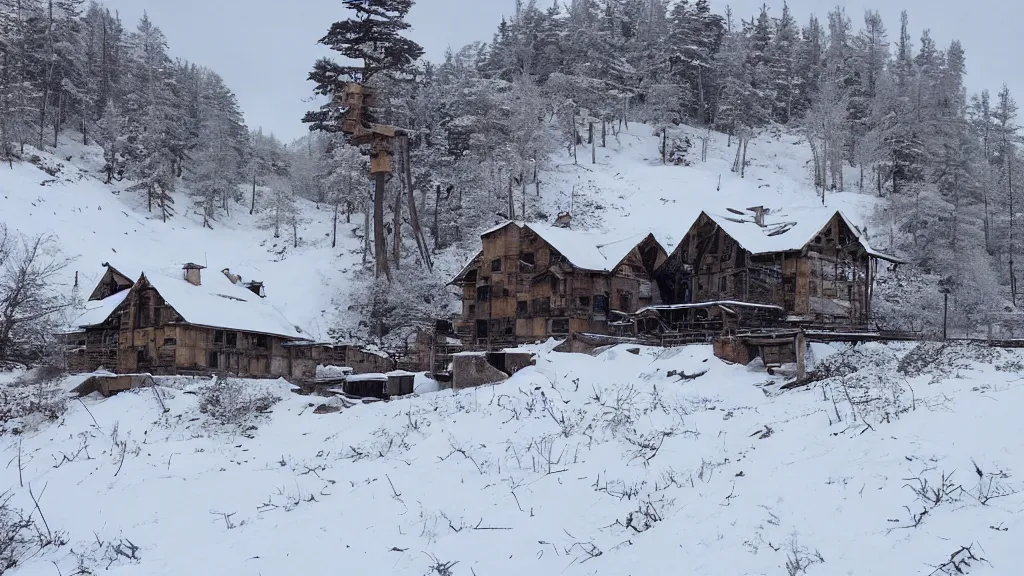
<box><xmin>2</xmin><ymin>341</ymin><xmax>1022</xmax><ymax>575</ymax></box>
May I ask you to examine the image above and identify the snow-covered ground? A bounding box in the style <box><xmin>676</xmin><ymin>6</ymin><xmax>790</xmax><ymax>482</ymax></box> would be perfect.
<box><xmin>2</xmin><ymin>341</ymin><xmax>1022</xmax><ymax>575</ymax></box>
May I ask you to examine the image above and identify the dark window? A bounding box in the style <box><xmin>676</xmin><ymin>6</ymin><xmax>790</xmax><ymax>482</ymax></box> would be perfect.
<box><xmin>593</xmin><ymin>295</ymin><xmax>609</xmax><ymax>312</ymax></box>
<box><xmin>476</xmin><ymin>319</ymin><xmax>489</xmax><ymax>338</ymax></box>
<box><xmin>520</xmin><ymin>252</ymin><xmax>535</xmax><ymax>267</ymax></box>
<box><xmin>208</xmin><ymin>351</ymin><xmax>219</xmax><ymax>369</ymax></box>
<box><xmin>135</xmin><ymin>290</ymin><xmax>152</xmax><ymax>328</ymax></box>
<box><xmin>154</xmin><ymin>306</ymin><xmax>163</xmax><ymax>326</ymax></box>
<box><xmin>476</xmin><ymin>285</ymin><xmax>491</xmax><ymax>302</ymax></box>
<box><xmin>532</xmin><ymin>298</ymin><xmax>551</xmax><ymax>315</ymax></box>
<box><xmin>578</xmin><ymin>296</ymin><xmax>591</xmax><ymax>308</ymax></box>
<box><xmin>491</xmin><ymin>258</ymin><xmax>502</xmax><ymax>272</ymax></box>
<box><xmin>550</xmin><ymin>276</ymin><xmax>560</xmax><ymax>293</ymax></box>
<box><xmin>516</xmin><ymin>301</ymin><xmax>528</xmax><ymax>316</ymax></box>
<box><xmin>214</xmin><ymin>330</ymin><xmax>224</xmax><ymax>344</ymax></box>
<box><xmin>226</xmin><ymin>332</ymin><xmax>238</xmax><ymax>348</ymax></box>
<box><xmin>502</xmin><ymin>287</ymin><xmax>510</xmax><ymax>297</ymax></box>
<box><xmin>163</xmin><ymin>337</ymin><xmax>177</xmax><ymax>346</ymax></box>
<box><xmin>136</xmin><ymin>349</ymin><xmax>148</xmax><ymax>365</ymax></box>
<box><xmin>618</xmin><ymin>293</ymin><xmax>632</xmax><ymax>311</ymax></box>
<box><xmin>255</xmin><ymin>334</ymin><xmax>269</xmax><ymax>349</ymax></box>
<box><xmin>551</xmin><ymin>318</ymin><xmax>570</xmax><ymax>334</ymax></box>
<box><xmin>719</xmin><ymin>276</ymin><xmax>727</xmax><ymax>292</ymax></box>
<box><xmin>468</xmin><ymin>304</ymin><xmax>476</xmax><ymax>315</ymax></box>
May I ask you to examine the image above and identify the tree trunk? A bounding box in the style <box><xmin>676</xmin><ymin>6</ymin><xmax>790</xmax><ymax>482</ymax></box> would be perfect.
<box><xmin>332</xmin><ymin>201</ymin><xmax>338</xmax><ymax>249</ymax></box>
<box><xmin>662</xmin><ymin>130</ymin><xmax>667</xmax><ymax>164</ymax></box>
<box><xmin>401</xmin><ymin>136</ymin><xmax>432</xmax><ymax>271</ymax></box>
<box><xmin>250</xmin><ymin>173</ymin><xmax>256</xmax><ymax>215</ymax></box>
<box><xmin>393</xmin><ymin>176</ymin><xmax>402</xmax><ymax>271</ymax></box>
<box><xmin>432</xmin><ymin>184</ymin><xmax>441</xmax><ymax>250</ymax></box>
<box><xmin>601</xmin><ymin>120</ymin><xmax>606</xmax><ymax>147</ymax></box>
<box><xmin>373</xmin><ymin>172</ymin><xmax>391</xmax><ymax>281</ymax></box>
<box><xmin>588</xmin><ymin>122</ymin><xmax>593</xmax><ymax>145</ymax></box>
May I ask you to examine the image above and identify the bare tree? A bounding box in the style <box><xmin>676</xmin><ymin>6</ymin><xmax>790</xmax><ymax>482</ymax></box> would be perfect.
<box><xmin>0</xmin><ymin>226</ymin><xmax>72</xmax><ymax>363</ymax></box>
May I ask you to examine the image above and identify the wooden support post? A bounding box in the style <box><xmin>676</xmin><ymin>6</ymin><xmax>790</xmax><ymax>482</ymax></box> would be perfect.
<box><xmin>795</xmin><ymin>331</ymin><xmax>806</xmax><ymax>381</ymax></box>
<box><xmin>943</xmin><ymin>292</ymin><xmax>948</xmax><ymax>341</ymax></box>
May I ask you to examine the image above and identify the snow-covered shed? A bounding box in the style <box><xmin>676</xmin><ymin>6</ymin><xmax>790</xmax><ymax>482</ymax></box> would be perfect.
<box><xmin>451</xmin><ymin>219</ymin><xmax>668</xmax><ymax>347</ymax></box>
<box><xmin>655</xmin><ymin>206</ymin><xmax>902</xmax><ymax>326</ymax></box>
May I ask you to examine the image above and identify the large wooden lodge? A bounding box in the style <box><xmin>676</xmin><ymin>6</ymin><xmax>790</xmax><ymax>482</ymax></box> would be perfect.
<box><xmin>451</xmin><ymin>207</ymin><xmax>901</xmax><ymax>354</ymax></box>
<box><xmin>451</xmin><ymin>217</ymin><xmax>668</xmax><ymax>347</ymax></box>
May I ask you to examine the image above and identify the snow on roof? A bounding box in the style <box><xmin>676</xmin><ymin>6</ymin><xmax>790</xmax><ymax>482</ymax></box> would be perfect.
<box><xmin>482</xmin><ymin>220</ymin><xmax>655</xmax><ymax>272</ymax></box>
<box><xmin>143</xmin><ymin>268</ymin><xmax>309</xmax><ymax>341</ymax></box>
<box><xmin>71</xmin><ymin>290</ymin><xmax>130</xmax><ymax>328</ymax></box>
<box><xmin>700</xmin><ymin>207</ymin><xmax>901</xmax><ymax>262</ymax></box>
<box><xmin>346</xmin><ymin>373</ymin><xmax>388</xmax><ymax>382</ymax></box>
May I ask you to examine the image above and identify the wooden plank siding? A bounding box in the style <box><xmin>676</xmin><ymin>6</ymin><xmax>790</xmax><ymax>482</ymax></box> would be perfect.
<box><xmin>657</xmin><ymin>212</ymin><xmax>874</xmax><ymax>325</ymax></box>
<box><xmin>454</xmin><ymin>224</ymin><xmax>667</xmax><ymax>347</ymax></box>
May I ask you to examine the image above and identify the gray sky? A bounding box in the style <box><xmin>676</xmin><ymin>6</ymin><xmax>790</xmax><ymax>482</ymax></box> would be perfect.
<box><xmin>102</xmin><ymin>0</ymin><xmax>1013</xmax><ymax>142</ymax></box>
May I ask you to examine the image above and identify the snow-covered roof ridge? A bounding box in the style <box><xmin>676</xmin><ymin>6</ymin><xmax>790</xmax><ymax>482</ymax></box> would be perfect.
<box><xmin>700</xmin><ymin>206</ymin><xmax>900</xmax><ymax>262</ymax></box>
<box><xmin>482</xmin><ymin>219</ymin><xmax>658</xmax><ymax>273</ymax></box>
<box><xmin>137</xmin><ymin>267</ymin><xmax>310</xmax><ymax>341</ymax></box>
<box><xmin>65</xmin><ymin>290</ymin><xmax>130</xmax><ymax>332</ymax></box>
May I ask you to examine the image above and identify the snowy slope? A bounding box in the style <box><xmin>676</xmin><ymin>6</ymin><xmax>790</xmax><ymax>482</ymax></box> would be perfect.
<box><xmin>533</xmin><ymin>124</ymin><xmax>888</xmax><ymax>256</ymax></box>
<box><xmin>0</xmin><ymin>136</ymin><xmax>365</xmax><ymax>341</ymax></box>
<box><xmin>2</xmin><ymin>342</ymin><xmax>1022</xmax><ymax>575</ymax></box>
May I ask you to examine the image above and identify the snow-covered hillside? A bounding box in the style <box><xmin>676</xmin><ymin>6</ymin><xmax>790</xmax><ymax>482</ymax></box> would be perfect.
<box><xmin>2</xmin><ymin>341</ymin><xmax>1022</xmax><ymax>575</ymax></box>
<box><xmin>0</xmin><ymin>135</ymin><xmax>366</xmax><ymax>341</ymax></box>
<box><xmin>532</xmin><ymin>124</ymin><xmax>887</xmax><ymax>255</ymax></box>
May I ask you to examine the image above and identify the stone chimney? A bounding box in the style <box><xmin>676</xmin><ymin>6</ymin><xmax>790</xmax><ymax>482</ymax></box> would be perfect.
<box><xmin>747</xmin><ymin>206</ymin><xmax>768</xmax><ymax>227</ymax></box>
<box><xmin>182</xmin><ymin>263</ymin><xmax>206</xmax><ymax>286</ymax></box>
<box><xmin>554</xmin><ymin>212</ymin><xmax>572</xmax><ymax>228</ymax></box>
<box><xmin>221</xmin><ymin>268</ymin><xmax>242</xmax><ymax>284</ymax></box>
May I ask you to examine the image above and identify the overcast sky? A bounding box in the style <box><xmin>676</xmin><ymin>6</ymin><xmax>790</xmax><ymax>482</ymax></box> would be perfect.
<box><xmin>101</xmin><ymin>0</ymin><xmax>1014</xmax><ymax>142</ymax></box>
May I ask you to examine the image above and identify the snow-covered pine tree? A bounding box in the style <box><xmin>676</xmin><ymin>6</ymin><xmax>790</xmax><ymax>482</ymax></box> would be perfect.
<box><xmin>123</xmin><ymin>13</ymin><xmax>179</xmax><ymax>221</ymax></box>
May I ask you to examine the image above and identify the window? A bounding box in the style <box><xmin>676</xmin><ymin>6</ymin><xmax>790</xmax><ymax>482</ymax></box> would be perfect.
<box><xmin>519</xmin><ymin>252</ymin><xmax>535</xmax><ymax>272</ymax></box>
<box><xmin>163</xmin><ymin>337</ymin><xmax>177</xmax><ymax>346</ymax></box>
<box><xmin>255</xmin><ymin>334</ymin><xmax>269</xmax><ymax>349</ymax></box>
<box><xmin>135</xmin><ymin>291</ymin><xmax>152</xmax><ymax>328</ymax></box>
<box><xmin>532</xmin><ymin>298</ymin><xmax>551</xmax><ymax>315</ymax></box>
<box><xmin>516</xmin><ymin>300</ymin><xmax>529</xmax><ymax>316</ymax></box>
<box><xmin>476</xmin><ymin>285</ymin><xmax>491</xmax><ymax>302</ymax></box>
<box><xmin>577</xmin><ymin>296</ymin><xmax>591</xmax><ymax>308</ymax></box>
<box><xmin>502</xmin><ymin>287</ymin><xmax>510</xmax><ymax>297</ymax></box>
<box><xmin>810</xmin><ymin>281</ymin><xmax>819</xmax><ymax>297</ymax></box>
<box><xmin>226</xmin><ymin>332</ymin><xmax>238</xmax><ymax>348</ymax></box>
<box><xmin>214</xmin><ymin>330</ymin><xmax>224</xmax><ymax>344</ymax></box>
<box><xmin>468</xmin><ymin>304</ymin><xmax>476</xmax><ymax>316</ymax></box>
<box><xmin>719</xmin><ymin>276</ymin><xmax>727</xmax><ymax>292</ymax></box>
<box><xmin>593</xmin><ymin>295</ymin><xmax>609</xmax><ymax>312</ymax></box>
<box><xmin>618</xmin><ymin>292</ymin><xmax>632</xmax><ymax>311</ymax></box>
<box><xmin>491</xmin><ymin>258</ymin><xmax>502</xmax><ymax>272</ymax></box>
<box><xmin>476</xmin><ymin>319</ymin><xmax>489</xmax><ymax>338</ymax></box>
<box><xmin>551</xmin><ymin>318</ymin><xmax>570</xmax><ymax>334</ymax></box>
<box><xmin>136</xmin><ymin>349</ymin><xmax>149</xmax><ymax>365</ymax></box>
<box><xmin>550</xmin><ymin>276</ymin><xmax>560</xmax><ymax>293</ymax></box>
<box><xmin>208</xmin><ymin>351</ymin><xmax>219</xmax><ymax>369</ymax></box>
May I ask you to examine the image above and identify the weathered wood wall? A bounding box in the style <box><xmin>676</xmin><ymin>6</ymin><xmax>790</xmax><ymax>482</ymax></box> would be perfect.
<box><xmin>455</xmin><ymin>226</ymin><xmax>663</xmax><ymax>347</ymax></box>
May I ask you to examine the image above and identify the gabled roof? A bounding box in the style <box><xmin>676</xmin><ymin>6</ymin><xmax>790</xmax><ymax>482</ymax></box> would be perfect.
<box><xmin>141</xmin><ymin>269</ymin><xmax>309</xmax><ymax>340</ymax></box>
<box><xmin>482</xmin><ymin>221</ymin><xmax>662</xmax><ymax>273</ymax></box>
<box><xmin>68</xmin><ymin>290</ymin><xmax>130</xmax><ymax>330</ymax></box>
<box><xmin>695</xmin><ymin>207</ymin><xmax>902</xmax><ymax>263</ymax></box>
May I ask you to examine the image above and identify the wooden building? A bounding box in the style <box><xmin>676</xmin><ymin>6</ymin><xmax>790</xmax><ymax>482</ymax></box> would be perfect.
<box><xmin>451</xmin><ymin>219</ymin><xmax>667</xmax><ymax>347</ymax></box>
<box><xmin>654</xmin><ymin>206</ymin><xmax>901</xmax><ymax>327</ymax></box>
<box><xmin>66</xmin><ymin>263</ymin><xmax>311</xmax><ymax>377</ymax></box>
<box><xmin>64</xmin><ymin>263</ymin><xmax>397</xmax><ymax>380</ymax></box>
